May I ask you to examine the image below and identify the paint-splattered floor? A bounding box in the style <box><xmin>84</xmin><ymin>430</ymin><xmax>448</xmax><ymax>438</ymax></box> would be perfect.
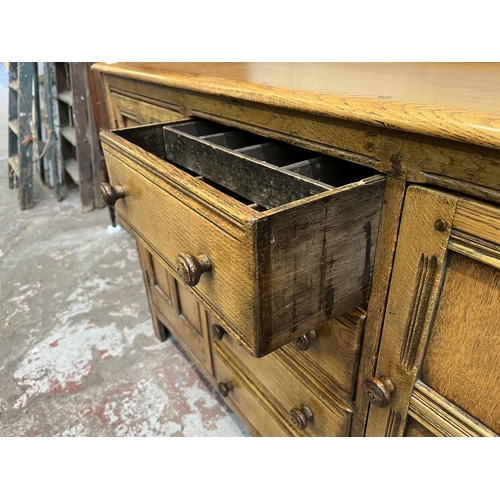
<box><xmin>0</xmin><ymin>82</ymin><xmax>249</xmax><ymax>437</ymax></box>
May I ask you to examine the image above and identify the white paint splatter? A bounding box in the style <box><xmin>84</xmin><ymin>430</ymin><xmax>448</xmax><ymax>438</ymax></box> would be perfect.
<box><xmin>49</xmin><ymin>249</ymin><xmax>72</xmax><ymax>261</ymax></box>
<box><xmin>100</xmin><ymin>378</ymin><xmax>181</xmax><ymax>437</ymax></box>
<box><xmin>53</xmin><ymin>272</ymin><xmax>143</xmax><ymax>326</ymax></box>
<box><xmin>5</xmin><ymin>281</ymin><xmax>41</xmax><ymax>322</ymax></box>
<box><xmin>56</xmin><ymin>274</ymin><xmax>111</xmax><ymax>325</ymax></box>
<box><xmin>179</xmin><ymin>382</ymin><xmax>245</xmax><ymax>437</ymax></box>
<box><xmin>181</xmin><ymin>412</ymin><xmax>245</xmax><ymax>437</ymax></box>
<box><xmin>109</xmin><ymin>303</ymin><xmax>140</xmax><ymax>318</ymax></box>
<box><xmin>100</xmin><ymin>259</ymin><xmax>127</xmax><ymax>270</ymax></box>
<box><xmin>12</xmin><ymin>319</ymin><xmax>153</xmax><ymax>409</ymax></box>
<box><xmin>53</xmin><ymin>422</ymin><xmax>89</xmax><ymax>437</ymax></box>
<box><xmin>107</xmin><ymin>224</ymin><xmax>122</xmax><ymax>235</ymax></box>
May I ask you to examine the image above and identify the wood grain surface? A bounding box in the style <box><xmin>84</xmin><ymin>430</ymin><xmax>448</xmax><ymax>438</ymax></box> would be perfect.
<box><xmin>211</xmin><ymin>318</ymin><xmax>352</xmax><ymax>437</ymax></box>
<box><xmin>93</xmin><ymin>62</ymin><xmax>500</xmax><ymax>150</ymax></box>
<box><xmin>421</xmin><ymin>252</ymin><xmax>500</xmax><ymax>434</ymax></box>
<box><xmin>95</xmin><ymin>63</ymin><xmax>500</xmax><ymax>436</ymax></box>
<box><xmin>365</xmin><ymin>186</ymin><xmax>458</xmax><ymax>436</ymax></box>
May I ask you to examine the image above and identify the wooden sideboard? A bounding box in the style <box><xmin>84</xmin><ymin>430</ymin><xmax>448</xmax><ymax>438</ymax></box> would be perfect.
<box><xmin>92</xmin><ymin>62</ymin><xmax>500</xmax><ymax>437</ymax></box>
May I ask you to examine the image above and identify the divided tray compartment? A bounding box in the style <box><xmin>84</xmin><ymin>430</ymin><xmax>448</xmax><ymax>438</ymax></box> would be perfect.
<box><xmin>162</xmin><ymin>118</ymin><xmax>377</xmax><ymax>210</ymax></box>
<box><xmin>101</xmin><ymin>118</ymin><xmax>386</xmax><ymax>357</ymax></box>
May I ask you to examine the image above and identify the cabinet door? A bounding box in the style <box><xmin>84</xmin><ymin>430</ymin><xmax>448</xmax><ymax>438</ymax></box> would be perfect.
<box><xmin>137</xmin><ymin>242</ymin><xmax>213</xmax><ymax>377</ymax></box>
<box><xmin>365</xmin><ymin>185</ymin><xmax>500</xmax><ymax>436</ymax></box>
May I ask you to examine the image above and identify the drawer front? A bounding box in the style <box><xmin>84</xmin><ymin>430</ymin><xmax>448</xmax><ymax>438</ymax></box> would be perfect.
<box><xmin>280</xmin><ymin>307</ymin><xmax>366</xmax><ymax>400</ymax></box>
<box><xmin>101</xmin><ymin>120</ymin><xmax>385</xmax><ymax>357</ymax></box>
<box><xmin>210</xmin><ymin>308</ymin><xmax>365</xmax><ymax>401</ymax></box>
<box><xmin>111</xmin><ymin>92</ymin><xmax>184</xmax><ymax>128</ymax></box>
<box><xmin>102</xmin><ymin>134</ymin><xmax>259</xmax><ymax>347</ymax></box>
<box><xmin>213</xmin><ymin>347</ymin><xmax>293</xmax><ymax>437</ymax></box>
<box><xmin>211</xmin><ymin>317</ymin><xmax>352</xmax><ymax>436</ymax></box>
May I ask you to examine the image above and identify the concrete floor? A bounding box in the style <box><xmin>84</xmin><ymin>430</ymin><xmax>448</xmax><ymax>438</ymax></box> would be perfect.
<box><xmin>0</xmin><ymin>75</ymin><xmax>249</xmax><ymax>437</ymax></box>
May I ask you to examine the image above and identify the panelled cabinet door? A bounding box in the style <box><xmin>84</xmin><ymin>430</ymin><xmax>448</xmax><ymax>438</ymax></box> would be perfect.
<box><xmin>365</xmin><ymin>185</ymin><xmax>500</xmax><ymax>437</ymax></box>
<box><xmin>137</xmin><ymin>241</ymin><xmax>213</xmax><ymax>376</ymax></box>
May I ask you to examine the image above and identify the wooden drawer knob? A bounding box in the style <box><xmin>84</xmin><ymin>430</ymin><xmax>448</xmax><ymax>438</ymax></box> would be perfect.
<box><xmin>218</xmin><ymin>382</ymin><xmax>231</xmax><ymax>397</ymax></box>
<box><xmin>289</xmin><ymin>405</ymin><xmax>313</xmax><ymax>430</ymax></box>
<box><xmin>211</xmin><ymin>324</ymin><xmax>226</xmax><ymax>341</ymax></box>
<box><xmin>362</xmin><ymin>376</ymin><xmax>395</xmax><ymax>408</ymax></box>
<box><xmin>291</xmin><ymin>330</ymin><xmax>317</xmax><ymax>351</ymax></box>
<box><xmin>100</xmin><ymin>183</ymin><xmax>125</xmax><ymax>207</ymax></box>
<box><xmin>175</xmin><ymin>253</ymin><xmax>211</xmax><ymax>287</ymax></box>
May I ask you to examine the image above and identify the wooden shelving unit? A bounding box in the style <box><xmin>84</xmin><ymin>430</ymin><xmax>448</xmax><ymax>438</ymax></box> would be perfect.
<box><xmin>7</xmin><ymin>62</ymin><xmax>109</xmax><ymax>213</ymax></box>
<box><xmin>40</xmin><ymin>62</ymin><xmax>106</xmax><ymax>212</ymax></box>
<box><xmin>56</xmin><ymin>63</ymin><xmax>90</xmax><ymax>210</ymax></box>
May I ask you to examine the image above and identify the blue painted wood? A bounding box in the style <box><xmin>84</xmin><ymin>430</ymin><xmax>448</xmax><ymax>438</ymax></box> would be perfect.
<box><xmin>7</xmin><ymin>62</ymin><xmax>36</xmax><ymax>209</ymax></box>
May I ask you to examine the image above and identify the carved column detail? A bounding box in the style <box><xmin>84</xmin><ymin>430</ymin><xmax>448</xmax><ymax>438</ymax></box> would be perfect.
<box><xmin>400</xmin><ymin>254</ymin><xmax>438</xmax><ymax>371</ymax></box>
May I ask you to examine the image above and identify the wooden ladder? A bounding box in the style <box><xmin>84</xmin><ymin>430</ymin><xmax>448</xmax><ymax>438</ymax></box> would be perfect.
<box><xmin>7</xmin><ymin>62</ymin><xmax>38</xmax><ymax>209</ymax></box>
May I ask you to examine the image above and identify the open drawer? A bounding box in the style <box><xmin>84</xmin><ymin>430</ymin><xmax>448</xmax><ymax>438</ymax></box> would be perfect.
<box><xmin>100</xmin><ymin>118</ymin><xmax>386</xmax><ymax>357</ymax></box>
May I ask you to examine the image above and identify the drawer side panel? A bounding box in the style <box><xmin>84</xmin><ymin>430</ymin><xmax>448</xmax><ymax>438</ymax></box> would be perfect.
<box><xmin>258</xmin><ymin>177</ymin><xmax>386</xmax><ymax>354</ymax></box>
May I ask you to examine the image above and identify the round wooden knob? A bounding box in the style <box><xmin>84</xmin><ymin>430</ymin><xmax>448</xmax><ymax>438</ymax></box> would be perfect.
<box><xmin>211</xmin><ymin>324</ymin><xmax>225</xmax><ymax>341</ymax></box>
<box><xmin>362</xmin><ymin>376</ymin><xmax>395</xmax><ymax>408</ymax></box>
<box><xmin>175</xmin><ymin>253</ymin><xmax>211</xmax><ymax>287</ymax></box>
<box><xmin>100</xmin><ymin>183</ymin><xmax>125</xmax><ymax>207</ymax></box>
<box><xmin>291</xmin><ymin>330</ymin><xmax>317</xmax><ymax>351</ymax></box>
<box><xmin>289</xmin><ymin>405</ymin><xmax>313</xmax><ymax>430</ymax></box>
<box><xmin>218</xmin><ymin>382</ymin><xmax>231</xmax><ymax>397</ymax></box>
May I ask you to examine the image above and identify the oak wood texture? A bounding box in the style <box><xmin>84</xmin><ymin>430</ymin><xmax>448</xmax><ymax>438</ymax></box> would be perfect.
<box><xmin>408</xmin><ymin>381</ymin><xmax>496</xmax><ymax>437</ymax></box>
<box><xmin>143</xmin><ymin>239</ymin><xmax>332</xmax><ymax>437</ymax></box>
<box><xmin>279</xmin><ymin>307</ymin><xmax>366</xmax><ymax>403</ymax></box>
<box><xmin>365</xmin><ymin>186</ymin><xmax>500</xmax><ymax>436</ymax></box>
<box><xmin>404</xmin><ymin>416</ymin><xmax>436</xmax><ymax>437</ymax></box>
<box><xmin>111</xmin><ymin>91</ymin><xmax>184</xmax><ymax>128</ymax></box>
<box><xmin>211</xmin><ymin>316</ymin><xmax>352</xmax><ymax>437</ymax></box>
<box><xmin>95</xmin><ymin>63</ymin><xmax>500</xmax><ymax>203</ymax></box>
<box><xmin>136</xmin><ymin>241</ymin><xmax>168</xmax><ymax>342</ymax></box>
<box><xmin>419</xmin><ymin>254</ymin><xmax>500</xmax><ymax>433</ymax></box>
<box><xmin>350</xmin><ymin>177</ymin><xmax>407</xmax><ymax>436</ymax></box>
<box><xmin>92</xmin><ymin>63</ymin><xmax>500</xmax><ymax>150</ymax></box>
<box><xmin>212</xmin><ymin>347</ymin><xmax>293</xmax><ymax>437</ymax></box>
<box><xmin>211</xmin><ymin>306</ymin><xmax>365</xmax><ymax>406</ymax></box>
<box><xmin>100</xmin><ymin>122</ymin><xmax>385</xmax><ymax>357</ymax></box>
<box><xmin>142</xmin><ymin>245</ymin><xmax>213</xmax><ymax>375</ymax></box>
<box><xmin>94</xmin><ymin>63</ymin><xmax>500</xmax><ymax>437</ymax></box>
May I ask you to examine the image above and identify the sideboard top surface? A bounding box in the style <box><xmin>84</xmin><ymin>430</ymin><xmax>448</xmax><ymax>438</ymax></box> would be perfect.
<box><xmin>92</xmin><ymin>62</ymin><xmax>500</xmax><ymax>150</ymax></box>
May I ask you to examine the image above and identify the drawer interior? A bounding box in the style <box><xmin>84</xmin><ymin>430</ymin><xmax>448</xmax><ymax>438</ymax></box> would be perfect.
<box><xmin>163</xmin><ymin>119</ymin><xmax>378</xmax><ymax>210</ymax></box>
<box><xmin>115</xmin><ymin>119</ymin><xmax>379</xmax><ymax>211</ymax></box>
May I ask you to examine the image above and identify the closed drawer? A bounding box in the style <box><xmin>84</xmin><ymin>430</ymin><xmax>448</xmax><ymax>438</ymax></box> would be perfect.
<box><xmin>211</xmin><ymin>320</ymin><xmax>352</xmax><ymax>436</ymax></box>
<box><xmin>280</xmin><ymin>307</ymin><xmax>366</xmax><ymax>400</ymax></box>
<box><xmin>111</xmin><ymin>92</ymin><xmax>184</xmax><ymax>128</ymax></box>
<box><xmin>101</xmin><ymin>119</ymin><xmax>385</xmax><ymax>357</ymax></box>
<box><xmin>213</xmin><ymin>347</ymin><xmax>293</xmax><ymax>437</ymax></box>
<box><xmin>212</xmin><ymin>307</ymin><xmax>366</xmax><ymax>401</ymax></box>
